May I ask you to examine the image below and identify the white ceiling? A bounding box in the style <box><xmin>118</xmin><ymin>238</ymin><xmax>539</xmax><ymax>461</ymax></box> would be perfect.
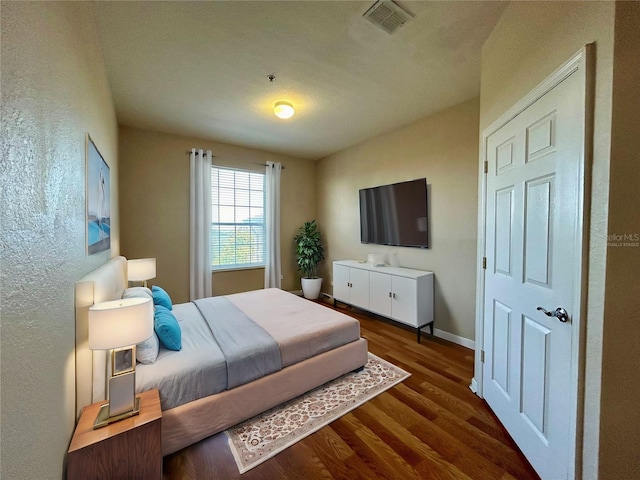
<box><xmin>93</xmin><ymin>1</ymin><xmax>507</xmax><ymax>160</ymax></box>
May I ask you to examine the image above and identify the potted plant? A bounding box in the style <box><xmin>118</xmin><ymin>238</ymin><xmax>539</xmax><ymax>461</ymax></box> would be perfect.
<box><xmin>294</xmin><ymin>220</ymin><xmax>325</xmax><ymax>299</ymax></box>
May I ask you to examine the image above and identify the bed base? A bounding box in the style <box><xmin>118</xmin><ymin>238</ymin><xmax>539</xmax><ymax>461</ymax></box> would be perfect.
<box><xmin>162</xmin><ymin>337</ymin><xmax>368</xmax><ymax>455</ymax></box>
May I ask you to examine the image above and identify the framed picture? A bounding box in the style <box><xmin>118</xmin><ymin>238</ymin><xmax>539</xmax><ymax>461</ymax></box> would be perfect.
<box><xmin>112</xmin><ymin>346</ymin><xmax>135</xmax><ymax>376</ymax></box>
<box><xmin>86</xmin><ymin>134</ymin><xmax>111</xmax><ymax>255</ymax></box>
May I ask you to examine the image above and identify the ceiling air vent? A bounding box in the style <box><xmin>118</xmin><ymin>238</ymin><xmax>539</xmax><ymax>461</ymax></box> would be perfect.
<box><xmin>363</xmin><ymin>0</ymin><xmax>414</xmax><ymax>34</ymax></box>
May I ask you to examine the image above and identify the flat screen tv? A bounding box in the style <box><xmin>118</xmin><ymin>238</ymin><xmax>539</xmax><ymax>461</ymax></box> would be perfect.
<box><xmin>359</xmin><ymin>178</ymin><xmax>429</xmax><ymax>248</ymax></box>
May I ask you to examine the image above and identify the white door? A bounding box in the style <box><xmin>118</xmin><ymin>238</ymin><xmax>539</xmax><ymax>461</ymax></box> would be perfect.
<box><xmin>482</xmin><ymin>65</ymin><xmax>584</xmax><ymax>479</ymax></box>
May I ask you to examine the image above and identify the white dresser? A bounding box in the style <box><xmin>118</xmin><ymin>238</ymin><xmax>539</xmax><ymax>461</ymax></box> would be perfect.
<box><xmin>332</xmin><ymin>260</ymin><xmax>434</xmax><ymax>342</ymax></box>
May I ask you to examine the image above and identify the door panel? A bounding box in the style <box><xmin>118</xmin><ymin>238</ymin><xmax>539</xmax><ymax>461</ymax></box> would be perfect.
<box><xmin>524</xmin><ymin>176</ymin><xmax>554</xmax><ymax>288</ymax></box>
<box><xmin>526</xmin><ymin>112</ymin><xmax>556</xmax><ymax>162</ymax></box>
<box><xmin>491</xmin><ymin>300</ymin><xmax>512</xmax><ymax>398</ymax></box>
<box><xmin>521</xmin><ymin>315</ymin><xmax>550</xmax><ymax>440</ymax></box>
<box><xmin>494</xmin><ymin>187</ymin><xmax>514</xmax><ymax>276</ymax></box>
<box><xmin>496</xmin><ymin>137</ymin><xmax>515</xmax><ymax>174</ymax></box>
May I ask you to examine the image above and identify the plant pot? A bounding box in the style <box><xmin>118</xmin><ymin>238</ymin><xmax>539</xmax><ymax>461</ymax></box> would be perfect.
<box><xmin>301</xmin><ymin>277</ymin><xmax>322</xmax><ymax>300</ymax></box>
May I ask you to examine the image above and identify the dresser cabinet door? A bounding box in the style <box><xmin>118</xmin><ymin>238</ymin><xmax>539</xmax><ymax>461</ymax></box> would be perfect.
<box><xmin>369</xmin><ymin>271</ymin><xmax>392</xmax><ymax>317</ymax></box>
<box><xmin>333</xmin><ymin>263</ymin><xmax>351</xmax><ymax>302</ymax></box>
<box><xmin>390</xmin><ymin>275</ymin><xmax>418</xmax><ymax>327</ymax></box>
<box><xmin>349</xmin><ymin>267</ymin><xmax>370</xmax><ymax>309</ymax></box>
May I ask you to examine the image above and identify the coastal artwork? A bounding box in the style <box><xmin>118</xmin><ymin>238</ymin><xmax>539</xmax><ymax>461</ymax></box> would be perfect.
<box><xmin>86</xmin><ymin>134</ymin><xmax>111</xmax><ymax>255</ymax></box>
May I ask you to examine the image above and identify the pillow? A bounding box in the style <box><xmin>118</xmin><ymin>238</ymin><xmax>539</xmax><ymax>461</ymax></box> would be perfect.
<box><xmin>152</xmin><ymin>285</ymin><xmax>173</xmax><ymax>310</ymax></box>
<box><xmin>154</xmin><ymin>305</ymin><xmax>181</xmax><ymax>351</ymax></box>
<box><xmin>136</xmin><ymin>332</ymin><xmax>160</xmax><ymax>364</ymax></box>
<box><xmin>122</xmin><ymin>286</ymin><xmax>153</xmax><ymax>301</ymax></box>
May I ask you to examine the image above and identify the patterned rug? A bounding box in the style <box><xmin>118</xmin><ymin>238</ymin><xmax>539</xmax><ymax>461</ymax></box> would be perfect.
<box><xmin>226</xmin><ymin>352</ymin><xmax>410</xmax><ymax>473</ymax></box>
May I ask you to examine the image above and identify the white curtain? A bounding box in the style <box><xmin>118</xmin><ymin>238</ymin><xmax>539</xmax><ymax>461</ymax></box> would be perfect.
<box><xmin>190</xmin><ymin>148</ymin><xmax>212</xmax><ymax>300</ymax></box>
<box><xmin>264</xmin><ymin>161</ymin><xmax>282</xmax><ymax>289</ymax></box>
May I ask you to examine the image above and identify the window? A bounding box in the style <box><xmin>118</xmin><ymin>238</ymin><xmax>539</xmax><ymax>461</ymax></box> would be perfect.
<box><xmin>211</xmin><ymin>166</ymin><xmax>265</xmax><ymax>270</ymax></box>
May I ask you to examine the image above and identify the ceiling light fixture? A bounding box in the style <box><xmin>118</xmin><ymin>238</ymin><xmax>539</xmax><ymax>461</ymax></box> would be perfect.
<box><xmin>274</xmin><ymin>101</ymin><xmax>295</xmax><ymax>119</ymax></box>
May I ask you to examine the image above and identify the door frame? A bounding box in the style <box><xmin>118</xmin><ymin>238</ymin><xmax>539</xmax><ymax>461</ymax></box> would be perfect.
<box><xmin>472</xmin><ymin>46</ymin><xmax>593</xmax><ymax>478</ymax></box>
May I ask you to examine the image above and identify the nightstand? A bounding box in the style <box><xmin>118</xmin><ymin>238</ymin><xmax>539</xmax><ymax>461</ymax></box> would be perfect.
<box><xmin>67</xmin><ymin>388</ymin><xmax>162</xmax><ymax>480</ymax></box>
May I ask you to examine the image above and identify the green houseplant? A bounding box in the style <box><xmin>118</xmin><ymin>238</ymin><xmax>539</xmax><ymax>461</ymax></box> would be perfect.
<box><xmin>294</xmin><ymin>220</ymin><xmax>325</xmax><ymax>299</ymax></box>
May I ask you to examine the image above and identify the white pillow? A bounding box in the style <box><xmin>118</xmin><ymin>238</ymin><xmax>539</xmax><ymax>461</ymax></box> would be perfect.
<box><xmin>122</xmin><ymin>286</ymin><xmax>153</xmax><ymax>301</ymax></box>
<box><xmin>136</xmin><ymin>332</ymin><xmax>160</xmax><ymax>365</ymax></box>
<box><xmin>122</xmin><ymin>287</ymin><xmax>158</xmax><ymax>363</ymax></box>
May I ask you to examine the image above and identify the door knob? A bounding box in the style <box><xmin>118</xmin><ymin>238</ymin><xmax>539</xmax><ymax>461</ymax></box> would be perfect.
<box><xmin>536</xmin><ymin>306</ymin><xmax>570</xmax><ymax>323</ymax></box>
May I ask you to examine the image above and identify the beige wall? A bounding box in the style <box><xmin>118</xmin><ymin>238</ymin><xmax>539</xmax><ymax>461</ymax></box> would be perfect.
<box><xmin>118</xmin><ymin>126</ymin><xmax>316</xmax><ymax>303</ymax></box>
<box><xmin>599</xmin><ymin>2</ymin><xmax>640</xmax><ymax>476</ymax></box>
<box><xmin>0</xmin><ymin>2</ymin><xmax>119</xmax><ymax>479</ymax></box>
<box><xmin>479</xmin><ymin>1</ymin><xmax>640</xmax><ymax>478</ymax></box>
<box><xmin>317</xmin><ymin>98</ymin><xmax>479</xmax><ymax>341</ymax></box>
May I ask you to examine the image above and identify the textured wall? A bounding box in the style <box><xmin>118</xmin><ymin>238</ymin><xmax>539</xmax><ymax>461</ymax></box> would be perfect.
<box><xmin>0</xmin><ymin>3</ymin><xmax>118</xmax><ymax>479</ymax></box>
<box><xmin>317</xmin><ymin>98</ymin><xmax>479</xmax><ymax>342</ymax></box>
<box><xmin>599</xmin><ymin>2</ymin><xmax>640</xmax><ymax>477</ymax></box>
<box><xmin>118</xmin><ymin>126</ymin><xmax>317</xmax><ymax>303</ymax></box>
<box><xmin>479</xmin><ymin>1</ymin><xmax>616</xmax><ymax>477</ymax></box>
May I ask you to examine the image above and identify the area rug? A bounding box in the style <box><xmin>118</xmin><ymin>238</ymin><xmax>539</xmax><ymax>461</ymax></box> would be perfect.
<box><xmin>226</xmin><ymin>352</ymin><xmax>410</xmax><ymax>473</ymax></box>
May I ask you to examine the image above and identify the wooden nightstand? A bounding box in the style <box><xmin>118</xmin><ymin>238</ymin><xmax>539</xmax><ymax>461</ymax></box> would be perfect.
<box><xmin>67</xmin><ymin>389</ymin><xmax>162</xmax><ymax>480</ymax></box>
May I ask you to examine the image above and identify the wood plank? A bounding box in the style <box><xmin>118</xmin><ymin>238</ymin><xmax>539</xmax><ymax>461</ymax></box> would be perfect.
<box><xmin>163</xmin><ymin>301</ymin><xmax>539</xmax><ymax>479</ymax></box>
<box><xmin>304</xmin><ymin>427</ymin><xmax>381</xmax><ymax>479</ymax></box>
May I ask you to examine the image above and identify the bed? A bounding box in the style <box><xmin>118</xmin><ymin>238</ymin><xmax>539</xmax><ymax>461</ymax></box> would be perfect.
<box><xmin>75</xmin><ymin>256</ymin><xmax>368</xmax><ymax>455</ymax></box>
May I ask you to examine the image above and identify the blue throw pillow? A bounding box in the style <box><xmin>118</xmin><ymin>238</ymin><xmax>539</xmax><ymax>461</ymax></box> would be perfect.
<box><xmin>154</xmin><ymin>305</ymin><xmax>181</xmax><ymax>351</ymax></box>
<box><xmin>152</xmin><ymin>285</ymin><xmax>173</xmax><ymax>310</ymax></box>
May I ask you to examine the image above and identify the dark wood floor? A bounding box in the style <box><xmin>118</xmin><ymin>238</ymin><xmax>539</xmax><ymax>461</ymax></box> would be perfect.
<box><xmin>163</xmin><ymin>301</ymin><xmax>539</xmax><ymax>479</ymax></box>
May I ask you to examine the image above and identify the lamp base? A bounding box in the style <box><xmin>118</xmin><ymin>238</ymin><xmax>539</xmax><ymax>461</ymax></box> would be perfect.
<box><xmin>93</xmin><ymin>396</ymin><xmax>141</xmax><ymax>429</ymax></box>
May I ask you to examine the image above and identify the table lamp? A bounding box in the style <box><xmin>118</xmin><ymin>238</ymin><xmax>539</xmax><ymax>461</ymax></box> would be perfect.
<box><xmin>88</xmin><ymin>297</ymin><xmax>154</xmax><ymax>428</ymax></box>
<box><xmin>127</xmin><ymin>258</ymin><xmax>156</xmax><ymax>288</ymax></box>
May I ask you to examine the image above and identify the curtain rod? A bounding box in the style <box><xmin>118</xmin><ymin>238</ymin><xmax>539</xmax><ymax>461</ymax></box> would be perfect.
<box><xmin>184</xmin><ymin>150</ymin><xmax>285</xmax><ymax>169</ymax></box>
<box><xmin>258</xmin><ymin>163</ymin><xmax>286</xmax><ymax>170</ymax></box>
<box><xmin>185</xmin><ymin>150</ymin><xmax>216</xmax><ymax>158</ymax></box>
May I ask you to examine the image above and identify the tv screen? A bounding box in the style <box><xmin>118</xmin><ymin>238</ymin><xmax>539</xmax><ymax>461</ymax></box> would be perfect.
<box><xmin>359</xmin><ymin>178</ymin><xmax>429</xmax><ymax>248</ymax></box>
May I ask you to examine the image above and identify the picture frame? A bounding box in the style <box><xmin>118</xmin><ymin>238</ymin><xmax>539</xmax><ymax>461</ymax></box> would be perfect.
<box><xmin>86</xmin><ymin>134</ymin><xmax>111</xmax><ymax>255</ymax></box>
<box><xmin>112</xmin><ymin>346</ymin><xmax>135</xmax><ymax>376</ymax></box>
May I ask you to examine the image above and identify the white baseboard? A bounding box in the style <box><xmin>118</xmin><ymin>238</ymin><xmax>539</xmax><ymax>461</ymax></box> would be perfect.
<box><xmin>329</xmin><ymin>296</ymin><xmax>474</xmax><ymax>350</ymax></box>
<box><xmin>469</xmin><ymin>377</ymin><xmax>478</xmax><ymax>394</ymax></box>
<box><xmin>429</xmin><ymin>328</ymin><xmax>475</xmax><ymax>350</ymax></box>
<box><xmin>289</xmin><ymin>290</ymin><xmax>332</xmax><ymax>299</ymax></box>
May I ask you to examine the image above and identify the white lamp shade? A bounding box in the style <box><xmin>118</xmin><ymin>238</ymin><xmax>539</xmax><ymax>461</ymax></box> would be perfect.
<box><xmin>88</xmin><ymin>297</ymin><xmax>154</xmax><ymax>350</ymax></box>
<box><xmin>274</xmin><ymin>101</ymin><xmax>294</xmax><ymax>119</ymax></box>
<box><xmin>127</xmin><ymin>258</ymin><xmax>156</xmax><ymax>282</ymax></box>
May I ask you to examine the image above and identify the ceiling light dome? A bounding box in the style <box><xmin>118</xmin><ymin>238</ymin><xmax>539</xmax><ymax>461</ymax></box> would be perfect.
<box><xmin>274</xmin><ymin>101</ymin><xmax>294</xmax><ymax>119</ymax></box>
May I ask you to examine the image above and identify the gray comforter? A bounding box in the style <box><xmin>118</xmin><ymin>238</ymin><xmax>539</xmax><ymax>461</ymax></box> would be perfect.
<box><xmin>194</xmin><ymin>296</ymin><xmax>282</xmax><ymax>389</ymax></box>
